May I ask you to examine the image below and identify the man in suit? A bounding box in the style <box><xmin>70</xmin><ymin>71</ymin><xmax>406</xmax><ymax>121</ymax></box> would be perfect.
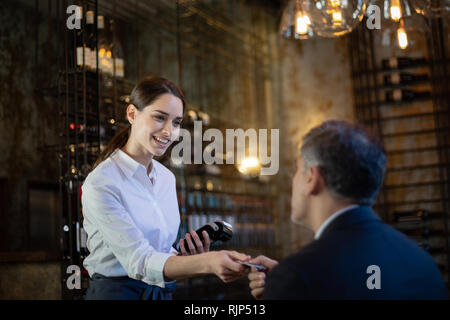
<box><xmin>248</xmin><ymin>120</ymin><xmax>448</xmax><ymax>299</ymax></box>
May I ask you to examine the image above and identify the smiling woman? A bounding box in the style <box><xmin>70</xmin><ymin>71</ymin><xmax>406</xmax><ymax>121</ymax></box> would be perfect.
<box><xmin>93</xmin><ymin>76</ymin><xmax>186</xmax><ymax>170</ymax></box>
<box><xmin>122</xmin><ymin>93</ymin><xmax>184</xmax><ymax>173</ymax></box>
<box><xmin>82</xmin><ymin>76</ymin><xmax>250</xmax><ymax>300</ymax></box>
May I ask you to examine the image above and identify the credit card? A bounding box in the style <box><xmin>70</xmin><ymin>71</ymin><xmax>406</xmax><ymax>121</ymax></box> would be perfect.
<box><xmin>239</xmin><ymin>261</ymin><xmax>266</xmax><ymax>271</ymax></box>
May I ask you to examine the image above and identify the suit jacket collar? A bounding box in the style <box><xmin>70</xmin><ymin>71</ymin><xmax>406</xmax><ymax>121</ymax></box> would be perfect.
<box><xmin>319</xmin><ymin>205</ymin><xmax>381</xmax><ymax>239</ymax></box>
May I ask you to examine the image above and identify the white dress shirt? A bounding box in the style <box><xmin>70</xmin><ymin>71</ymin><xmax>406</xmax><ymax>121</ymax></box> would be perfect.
<box><xmin>81</xmin><ymin>148</ymin><xmax>180</xmax><ymax>288</ymax></box>
<box><xmin>314</xmin><ymin>205</ymin><xmax>360</xmax><ymax>240</ymax></box>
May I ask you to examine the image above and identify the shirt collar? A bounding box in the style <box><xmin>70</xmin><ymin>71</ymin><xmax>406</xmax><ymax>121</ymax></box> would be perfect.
<box><xmin>112</xmin><ymin>149</ymin><xmax>156</xmax><ymax>183</ymax></box>
<box><xmin>148</xmin><ymin>162</ymin><xmax>156</xmax><ymax>185</ymax></box>
<box><xmin>314</xmin><ymin>204</ymin><xmax>360</xmax><ymax>240</ymax></box>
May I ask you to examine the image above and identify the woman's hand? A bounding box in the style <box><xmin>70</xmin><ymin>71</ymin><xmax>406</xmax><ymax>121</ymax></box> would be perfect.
<box><xmin>163</xmin><ymin>249</ymin><xmax>251</xmax><ymax>283</ymax></box>
<box><xmin>206</xmin><ymin>250</ymin><xmax>250</xmax><ymax>283</ymax></box>
<box><xmin>178</xmin><ymin>230</ymin><xmax>211</xmax><ymax>255</ymax></box>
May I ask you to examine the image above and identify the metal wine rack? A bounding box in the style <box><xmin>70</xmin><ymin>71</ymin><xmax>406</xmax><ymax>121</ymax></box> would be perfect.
<box><xmin>36</xmin><ymin>0</ymin><xmax>278</xmax><ymax>300</ymax></box>
<box><xmin>349</xmin><ymin>16</ymin><xmax>450</xmax><ymax>287</ymax></box>
<box><xmin>37</xmin><ymin>0</ymin><xmax>135</xmax><ymax>299</ymax></box>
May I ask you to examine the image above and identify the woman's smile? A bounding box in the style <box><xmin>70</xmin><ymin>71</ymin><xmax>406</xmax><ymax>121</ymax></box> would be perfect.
<box><xmin>153</xmin><ymin>135</ymin><xmax>170</xmax><ymax>148</ymax></box>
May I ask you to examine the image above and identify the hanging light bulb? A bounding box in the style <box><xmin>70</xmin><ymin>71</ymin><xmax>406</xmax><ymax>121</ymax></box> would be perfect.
<box><xmin>409</xmin><ymin>0</ymin><xmax>450</xmax><ymax>18</ymax></box>
<box><xmin>329</xmin><ymin>0</ymin><xmax>344</xmax><ymax>25</ymax></box>
<box><xmin>279</xmin><ymin>0</ymin><xmax>314</xmax><ymax>40</ymax></box>
<box><xmin>397</xmin><ymin>19</ymin><xmax>409</xmax><ymax>49</ymax></box>
<box><xmin>303</xmin><ymin>0</ymin><xmax>369</xmax><ymax>38</ymax></box>
<box><xmin>383</xmin><ymin>0</ymin><xmax>413</xmax><ymax>21</ymax></box>
<box><xmin>398</xmin><ymin>13</ymin><xmax>428</xmax><ymax>52</ymax></box>
<box><xmin>296</xmin><ymin>8</ymin><xmax>312</xmax><ymax>35</ymax></box>
<box><xmin>390</xmin><ymin>0</ymin><xmax>402</xmax><ymax>21</ymax></box>
<box><xmin>379</xmin><ymin>12</ymin><xmax>427</xmax><ymax>53</ymax></box>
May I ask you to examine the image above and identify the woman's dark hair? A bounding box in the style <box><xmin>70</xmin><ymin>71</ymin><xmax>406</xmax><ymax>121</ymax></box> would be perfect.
<box><xmin>93</xmin><ymin>76</ymin><xmax>185</xmax><ymax>169</ymax></box>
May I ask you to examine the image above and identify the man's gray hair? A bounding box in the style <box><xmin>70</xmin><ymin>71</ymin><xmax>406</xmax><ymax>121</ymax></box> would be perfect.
<box><xmin>300</xmin><ymin>120</ymin><xmax>386</xmax><ymax>205</ymax></box>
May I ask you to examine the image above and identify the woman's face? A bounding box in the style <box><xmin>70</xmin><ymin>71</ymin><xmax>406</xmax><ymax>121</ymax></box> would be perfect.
<box><xmin>129</xmin><ymin>93</ymin><xmax>184</xmax><ymax>157</ymax></box>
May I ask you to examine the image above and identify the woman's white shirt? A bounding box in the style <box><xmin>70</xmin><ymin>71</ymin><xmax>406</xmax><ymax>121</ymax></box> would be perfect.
<box><xmin>81</xmin><ymin>148</ymin><xmax>180</xmax><ymax>288</ymax></box>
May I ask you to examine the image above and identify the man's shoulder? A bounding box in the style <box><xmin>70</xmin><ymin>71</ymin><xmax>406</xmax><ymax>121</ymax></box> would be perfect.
<box><xmin>275</xmin><ymin>219</ymin><xmax>394</xmax><ymax>271</ymax></box>
<box><xmin>272</xmin><ymin>240</ymin><xmax>329</xmax><ymax>279</ymax></box>
<box><xmin>263</xmin><ymin>254</ymin><xmax>310</xmax><ymax>299</ymax></box>
<box><xmin>263</xmin><ymin>239</ymin><xmax>335</xmax><ymax>299</ymax></box>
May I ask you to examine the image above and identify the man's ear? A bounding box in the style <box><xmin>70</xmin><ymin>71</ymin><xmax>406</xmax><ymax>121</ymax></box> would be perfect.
<box><xmin>305</xmin><ymin>165</ymin><xmax>324</xmax><ymax>196</ymax></box>
<box><xmin>126</xmin><ymin>104</ymin><xmax>137</xmax><ymax>124</ymax></box>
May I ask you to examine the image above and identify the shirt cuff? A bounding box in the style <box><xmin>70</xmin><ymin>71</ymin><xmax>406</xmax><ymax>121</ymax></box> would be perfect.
<box><xmin>170</xmin><ymin>246</ymin><xmax>179</xmax><ymax>256</ymax></box>
<box><xmin>143</xmin><ymin>251</ymin><xmax>173</xmax><ymax>288</ymax></box>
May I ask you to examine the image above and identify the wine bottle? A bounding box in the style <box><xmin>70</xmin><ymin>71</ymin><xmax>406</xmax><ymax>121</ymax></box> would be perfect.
<box><xmin>69</xmin><ymin>122</ymin><xmax>80</xmax><ymax>131</ymax></box>
<box><xmin>382</xmin><ymin>57</ymin><xmax>427</xmax><ymax>70</ymax></box>
<box><xmin>85</xmin><ymin>9</ymin><xmax>96</xmax><ymax>71</ymax></box>
<box><xmin>403</xmin><ymin>227</ymin><xmax>444</xmax><ymax>238</ymax></box>
<box><xmin>187</xmin><ymin>109</ymin><xmax>198</xmax><ymax>123</ymax></box>
<box><xmin>419</xmin><ymin>243</ymin><xmax>446</xmax><ymax>255</ymax></box>
<box><xmin>383</xmin><ymin>72</ymin><xmax>429</xmax><ymax>86</ymax></box>
<box><xmin>383</xmin><ymin>89</ymin><xmax>431</xmax><ymax>103</ymax></box>
<box><xmin>195</xmin><ymin>191</ymin><xmax>203</xmax><ymax>209</ymax></box>
<box><xmin>110</xmin><ymin>19</ymin><xmax>125</xmax><ymax>78</ymax></box>
<box><xmin>75</xmin><ymin>6</ymin><xmax>86</xmax><ymax>68</ymax></box>
<box><xmin>98</xmin><ymin>15</ymin><xmax>113</xmax><ymax>75</ymax></box>
<box><xmin>393</xmin><ymin>210</ymin><xmax>442</xmax><ymax>223</ymax></box>
<box><xmin>187</xmin><ymin>192</ymin><xmax>195</xmax><ymax>209</ymax></box>
<box><xmin>197</xmin><ymin>111</ymin><xmax>210</xmax><ymax>126</ymax></box>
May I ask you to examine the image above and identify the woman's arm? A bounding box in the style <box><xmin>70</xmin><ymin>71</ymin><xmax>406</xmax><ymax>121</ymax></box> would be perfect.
<box><xmin>163</xmin><ymin>250</ymin><xmax>250</xmax><ymax>283</ymax></box>
<box><xmin>82</xmin><ymin>181</ymin><xmax>250</xmax><ymax>286</ymax></box>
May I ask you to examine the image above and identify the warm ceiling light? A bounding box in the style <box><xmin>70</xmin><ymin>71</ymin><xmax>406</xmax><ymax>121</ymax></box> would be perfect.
<box><xmin>397</xmin><ymin>20</ymin><xmax>409</xmax><ymax>50</ymax></box>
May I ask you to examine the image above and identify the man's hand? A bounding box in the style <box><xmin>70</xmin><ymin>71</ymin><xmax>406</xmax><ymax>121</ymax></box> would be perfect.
<box><xmin>247</xmin><ymin>255</ymin><xmax>279</xmax><ymax>299</ymax></box>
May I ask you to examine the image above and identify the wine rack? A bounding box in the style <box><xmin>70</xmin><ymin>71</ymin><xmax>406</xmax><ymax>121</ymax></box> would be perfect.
<box><xmin>37</xmin><ymin>0</ymin><xmax>133</xmax><ymax>299</ymax></box>
<box><xmin>350</xmin><ymin>16</ymin><xmax>450</xmax><ymax>288</ymax></box>
<box><xmin>37</xmin><ymin>0</ymin><xmax>277</xmax><ymax>300</ymax></box>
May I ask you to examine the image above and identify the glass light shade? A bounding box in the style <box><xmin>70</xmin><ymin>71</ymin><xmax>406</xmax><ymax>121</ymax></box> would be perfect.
<box><xmin>279</xmin><ymin>0</ymin><xmax>315</xmax><ymax>40</ymax></box>
<box><xmin>382</xmin><ymin>0</ymin><xmax>413</xmax><ymax>21</ymax></box>
<box><xmin>303</xmin><ymin>0</ymin><xmax>370</xmax><ymax>38</ymax></box>
<box><xmin>380</xmin><ymin>13</ymin><xmax>428</xmax><ymax>53</ymax></box>
<box><xmin>410</xmin><ymin>0</ymin><xmax>450</xmax><ymax>18</ymax></box>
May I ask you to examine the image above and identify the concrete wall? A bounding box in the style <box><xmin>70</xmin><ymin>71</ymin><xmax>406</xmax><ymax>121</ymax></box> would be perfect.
<box><xmin>0</xmin><ymin>0</ymin><xmax>61</xmax><ymax>253</ymax></box>
<box><xmin>274</xmin><ymin>35</ymin><xmax>355</xmax><ymax>256</ymax></box>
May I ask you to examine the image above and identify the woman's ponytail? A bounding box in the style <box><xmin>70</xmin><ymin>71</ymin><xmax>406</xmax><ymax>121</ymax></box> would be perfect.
<box><xmin>93</xmin><ymin>125</ymin><xmax>131</xmax><ymax>170</ymax></box>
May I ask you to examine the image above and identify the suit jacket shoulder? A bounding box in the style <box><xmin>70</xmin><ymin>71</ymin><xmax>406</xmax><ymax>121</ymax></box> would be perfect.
<box><xmin>263</xmin><ymin>206</ymin><xmax>448</xmax><ymax>300</ymax></box>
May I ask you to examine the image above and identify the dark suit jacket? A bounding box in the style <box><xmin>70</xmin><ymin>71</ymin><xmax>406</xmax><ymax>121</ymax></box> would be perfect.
<box><xmin>263</xmin><ymin>206</ymin><xmax>448</xmax><ymax>300</ymax></box>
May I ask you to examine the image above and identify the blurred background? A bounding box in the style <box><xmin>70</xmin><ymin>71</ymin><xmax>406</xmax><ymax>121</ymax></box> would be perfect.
<box><xmin>0</xmin><ymin>0</ymin><xmax>448</xmax><ymax>299</ymax></box>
